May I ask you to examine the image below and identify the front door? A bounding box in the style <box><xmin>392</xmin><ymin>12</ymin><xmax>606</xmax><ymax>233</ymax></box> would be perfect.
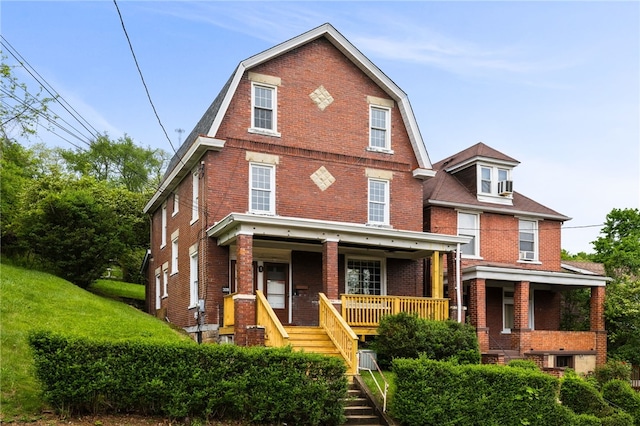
<box><xmin>264</xmin><ymin>263</ymin><xmax>289</xmax><ymax>324</ymax></box>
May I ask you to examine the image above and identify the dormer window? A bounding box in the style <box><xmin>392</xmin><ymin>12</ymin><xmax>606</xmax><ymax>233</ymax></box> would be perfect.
<box><xmin>476</xmin><ymin>164</ymin><xmax>513</xmax><ymax>205</ymax></box>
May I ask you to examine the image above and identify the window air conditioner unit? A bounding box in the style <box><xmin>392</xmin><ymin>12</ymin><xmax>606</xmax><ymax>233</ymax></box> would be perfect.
<box><xmin>520</xmin><ymin>251</ymin><xmax>535</xmax><ymax>261</ymax></box>
<box><xmin>498</xmin><ymin>180</ymin><xmax>513</xmax><ymax>196</ymax></box>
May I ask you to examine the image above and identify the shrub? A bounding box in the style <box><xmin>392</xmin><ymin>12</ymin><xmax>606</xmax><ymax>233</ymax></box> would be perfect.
<box><xmin>594</xmin><ymin>360</ymin><xmax>632</xmax><ymax>387</ymax></box>
<box><xmin>508</xmin><ymin>359</ymin><xmax>540</xmax><ymax>370</ymax></box>
<box><xmin>572</xmin><ymin>414</ymin><xmax>606</xmax><ymax>426</ymax></box>
<box><xmin>602</xmin><ymin>380</ymin><xmax>640</xmax><ymax>425</ymax></box>
<box><xmin>560</xmin><ymin>373</ymin><xmax>614</xmax><ymax>418</ymax></box>
<box><xmin>390</xmin><ymin>358</ymin><xmax>564</xmax><ymax>425</ymax></box>
<box><xmin>601</xmin><ymin>412</ymin><xmax>635</xmax><ymax>426</ymax></box>
<box><xmin>372</xmin><ymin>313</ymin><xmax>480</xmax><ymax>368</ymax></box>
<box><xmin>28</xmin><ymin>331</ymin><xmax>347</xmax><ymax>425</ymax></box>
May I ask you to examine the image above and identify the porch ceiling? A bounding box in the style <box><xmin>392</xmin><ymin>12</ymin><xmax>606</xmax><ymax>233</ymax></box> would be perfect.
<box><xmin>206</xmin><ymin>213</ymin><xmax>469</xmax><ymax>259</ymax></box>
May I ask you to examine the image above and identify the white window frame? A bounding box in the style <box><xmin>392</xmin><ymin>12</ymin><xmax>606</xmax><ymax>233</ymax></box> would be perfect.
<box><xmin>249</xmin><ymin>163</ymin><xmax>276</xmax><ymax>215</ymax></box>
<box><xmin>249</xmin><ymin>82</ymin><xmax>280</xmax><ymax>136</ymax></box>
<box><xmin>162</xmin><ymin>264</ymin><xmax>169</xmax><ymax>298</ymax></box>
<box><xmin>189</xmin><ymin>249</ymin><xmax>199</xmax><ymax>308</ymax></box>
<box><xmin>345</xmin><ymin>256</ymin><xmax>386</xmax><ymax>296</ymax></box>
<box><xmin>480</xmin><ymin>166</ymin><xmax>493</xmax><ymax>194</ymax></box>
<box><xmin>518</xmin><ymin>219</ymin><xmax>539</xmax><ymax>262</ymax></box>
<box><xmin>191</xmin><ymin>169</ymin><xmax>199</xmax><ymax>224</ymax></box>
<box><xmin>369</xmin><ymin>105</ymin><xmax>391</xmax><ymax>151</ymax></box>
<box><xmin>502</xmin><ymin>288</ymin><xmax>514</xmax><ymax>333</ymax></box>
<box><xmin>171</xmin><ymin>236</ymin><xmax>179</xmax><ymax>275</ymax></box>
<box><xmin>172</xmin><ymin>192</ymin><xmax>179</xmax><ymax>216</ymax></box>
<box><xmin>368</xmin><ymin>178</ymin><xmax>389</xmax><ymax>226</ymax></box>
<box><xmin>155</xmin><ymin>271</ymin><xmax>161</xmax><ymax>309</ymax></box>
<box><xmin>161</xmin><ymin>202</ymin><xmax>167</xmax><ymax>248</ymax></box>
<box><xmin>458</xmin><ymin>211</ymin><xmax>480</xmax><ymax>258</ymax></box>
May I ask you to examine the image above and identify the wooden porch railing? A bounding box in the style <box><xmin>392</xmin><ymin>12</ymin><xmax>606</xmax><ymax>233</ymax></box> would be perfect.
<box><xmin>319</xmin><ymin>293</ymin><xmax>359</xmax><ymax>375</ymax></box>
<box><xmin>341</xmin><ymin>294</ymin><xmax>449</xmax><ymax>327</ymax></box>
<box><xmin>256</xmin><ymin>290</ymin><xmax>289</xmax><ymax>347</ymax></box>
<box><xmin>223</xmin><ymin>293</ymin><xmax>235</xmax><ymax>327</ymax></box>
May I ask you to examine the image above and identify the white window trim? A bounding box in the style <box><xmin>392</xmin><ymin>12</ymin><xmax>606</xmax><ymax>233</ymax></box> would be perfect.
<box><xmin>367</xmin><ymin>178</ymin><xmax>390</xmax><ymax>226</ymax></box>
<box><xmin>518</xmin><ymin>218</ymin><xmax>540</xmax><ymax>263</ymax></box>
<box><xmin>160</xmin><ymin>202</ymin><xmax>167</xmax><ymax>248</ymax></box>
<box><xmin>154</xmin><ymin>268</ymin><xmax>161</xmax><ymax>309</ymax></box>
<box><xmin>172</xmin><ymin>193</ymin><xmax>179</xmax><ymax>217</ymax></box>
<box><xmin>162</xmin><ymin>263</ymin><xmax>169</xmax><ymax>298</ymax></box>
<box><xmin>457</xmin><ymin>211</ymin><xmax>481</xmax><ymax>259</ymax></box>
<box><xmin>171</xmin><ymin>231</ymin><xmax>179</xmax><ymax>275</ymax></box>
<box><xmin>249</xmin><ymin>82</ymin><xmax>281</xmax><ymax>137</ymax></box>
<box><xmin>191</xmin><ymin>169</ymin><xmax>199</xmax><ymax>225</ymax></box>
<box><xmin>502</xmin><ymin>287</ymin><xmax>514</xmax><ymax>333</ymax></box>
<box><xmin>368</xmin><ymin>105</ymin><xmax>392</xmax><ymax>152</ymax></box>
<box><xmin>189</xmin><ymin>246</ymin><xmax>199</xmax><ymax>308</ymax></box>
<box><xmin>345</xmin><ymin>256</ymin><xmax>387</xmax><ymax>296</ymax></box>
<box><xmin>249</xmin><ymin>162</ymin><xmax>276</xmax><ymax>215</ymax></box>
<box><xmin>476</xmin><ymin>164</ymin><xmax>513</xmax><ymax>205</ymax></box>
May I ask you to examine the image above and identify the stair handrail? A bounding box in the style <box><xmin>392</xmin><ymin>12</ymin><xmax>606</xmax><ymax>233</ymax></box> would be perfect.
<box><xmin>359</xmin><ymin>352</ymin><xmax>389</xmax><ymax>412</ymax></box>
<box><xmin>318</xmin><ymin>293</ymin><xmax>359</xmax><ymax>375</ymax></box>
<box><xmin>256</xmin><ymin>290</ymin><xmax>289</xmax><ymax>347</ymax></box>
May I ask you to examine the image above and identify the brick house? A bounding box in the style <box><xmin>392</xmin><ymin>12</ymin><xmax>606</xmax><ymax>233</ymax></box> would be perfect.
<box><xmin>423</xmin><ymin>142</ymin><xmax>609</xmax><ymax>373</ymax></box>
<box><xmin>142</xmin><ymin>23</ymin><xmax>468</xmax><ymax>374</ymax></box>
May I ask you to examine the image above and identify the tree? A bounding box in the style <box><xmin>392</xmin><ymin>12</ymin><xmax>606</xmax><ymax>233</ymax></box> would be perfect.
<box><xmin>58</xmin><ymin>134</ymin><xmax>167</xmax><ymax>193</ymax></box>
<box><xmin>15</xmin><ymin>175</ymin><xmax>124</xmax><ymax>288</ymax></box>
<box><xmin>592</xmin><ymin>208</ymin><xmax>640</xmax><ymax>365</ymax></box>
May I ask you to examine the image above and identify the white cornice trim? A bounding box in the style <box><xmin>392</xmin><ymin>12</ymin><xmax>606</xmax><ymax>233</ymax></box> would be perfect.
<box><xmin>427</xmin><ymin>199</ymin><xmax>571</xmax><ymax>222</ymax></box>
<box><xmin>207</xmin><ymin>213</ymin><xmax>470</xmax><ymax>256</ymax></box>
<box><xmin>462</xmin><ymin>265</ymin><xmax>610</xmax><ymax>286</ymax></box>
<box><xmin>144</xmin><ymin>136</ymin><xmax>225</xmax><ymax>213</ymax></box>
<box><xmin>445</xmin><ymin>156</ymin><xmax>519</xmax><ymax>173</ymax></box>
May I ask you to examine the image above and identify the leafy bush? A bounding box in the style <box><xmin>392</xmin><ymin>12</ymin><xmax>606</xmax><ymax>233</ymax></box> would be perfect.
<box><xmin>602</xmin><ymin>380</ymin><xmax>640</xmax><ymax>425</ymax></box>
<box><xmin>372</xmin><ymin>313</ymin><xmax>480</xmax><ymax>368</ymax></box>
<box><xmin>29</xmin><ymin>331</ymin><xmax>347</xmax><ymax>425</ymax></box>
<box><xmin>560</xmin><ymin>373</ymin><xmax>614</xmax><ymax>418</ymax></box>
<box><xmin>390</xmin><ymin>358</ymin><xmax>564</xmax><ymax>425</ymax></box>
<box><xmin>601</xmin><ymin>412</ymin><xmax>635</xmax><ymax>426</ymax></box>
<box><xmin>594</xmin><ymin>360</ymin><xmax>632</xmax><ymax>387</ymax></box>
<box><xmin>573</xmin><ymin>414</ymin><xmax>606</xmax><ymax>426</ymax></box>
<box><xmin>508</xmin><ymin>359</ymin><xmax>540</xmax><ymax>370</ymax></box>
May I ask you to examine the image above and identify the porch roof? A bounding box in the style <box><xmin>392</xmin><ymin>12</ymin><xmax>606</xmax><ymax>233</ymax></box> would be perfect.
<box><xmin>462</xmin><ymin>265</ymin><xmax>611</xmax><ymax>287</ymax></box>
<box><xmin>206</xmin><ymin>213</ymin><xmax>470</xmax><ymax>259</ymax></box>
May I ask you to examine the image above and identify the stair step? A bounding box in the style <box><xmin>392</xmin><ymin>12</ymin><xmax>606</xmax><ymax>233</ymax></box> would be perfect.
<box><xmin>344</xmin><ymin>397</ymin><xmax>369</xmax><ymax>406</ymax></box>
<box><xmin>342</xmin><ymin>414</ymin><xmax>383</xmax><ymax>425</ymax></box>
<box><xmin>345</xmin><ymin>405</ymin><xmax>374</xmax><ymax>416</ymax></box>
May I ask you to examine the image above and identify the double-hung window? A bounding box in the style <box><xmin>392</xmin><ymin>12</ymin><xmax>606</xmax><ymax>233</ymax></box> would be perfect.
<box><xmin>172</xmin><ymin>193</ymin><xmax>179</xmax><ymax>216</ymax></box>
<box><xmin>191</xmin><ymin>170</ymin><xmax>199</xmax><ymax>223</ymax></box>
<box><xmin>162</xmin><ymin>264</ymin><xmax>168</xmax><ymax>297</ymax></box>
<box><xmin>368</xmin><ymin>178</ymin><xmax>389</xmax><ymax>225</ymax></box>
<box><xmin>251</xmin><ymin>83</ymin><xmax>278</xmax><ymax>134</ymax></box>
<box><xmin>480</xmin><ymin>167</ymin><xmax>492</xmax><ymax>194</ymax></box>
<box><xmin>458</xmin><ymin>212</ymin><xmax>480</xmax><ymax>257</ymax></box>
<box><xmin>519</xmin><ymin>219</ymin><xmax>538</xmax><ymax>261</ymax></box>
<box><xmin>189</xmin><ymin>248</ymin><xmax>198</xmax><ymax>308</ymax></box>
<box><xmin>346</xmin><ymin>258</ymin><xmax>384</xmax><ymax>295</ymax></box>
<box><xmin>155</xmin><ymin>272</ymin><xmax>161</xmax><ymax>309</ymax></box>
<box><xmin>369</xmin><ymin>106</ymin><xmax>390</xmax><ymax>150</ymax></box>
<box><xmin>161</xmin><ymin>202</ymin><xmax>167</xmax><ymax>248</ymax></box>
<box><xmin>250</xmin><ymin>163</ymin><xmax>275</xmax><ymax>214</ymax></box>
<box><xmin>171</xmin><ymin>236</ymin><xmax>179</xmax><ymax>274</ymax></box>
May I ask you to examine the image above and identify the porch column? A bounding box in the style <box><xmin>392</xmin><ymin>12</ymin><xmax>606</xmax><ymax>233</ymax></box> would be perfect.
<box><xmin>512</xmin><ymin>281</ymin><xmax>531</xmax><ymax>355</ymax></box>
<box><xmin>445</xmin><ymin>252</ymin><xmax>458</xmax><ymax>321</ymax></box>
<box><xmin>234</xmin><ymin>233</ymin><xmax>256</xmax><ymax>345</ymax></box>
<box><xmin>322</xmin><ymin>239</ymin><xmax>339</xmax><ymax>300</ymax></box>
<box><xmin>469</xmin><ymin>278</ymin><xmax>489</xmax><ymax>353</ymax></box>
<box><xmin>590</xmin><ymin>286</ymin><xmax>607</xmax><ymax>366</ymax></box>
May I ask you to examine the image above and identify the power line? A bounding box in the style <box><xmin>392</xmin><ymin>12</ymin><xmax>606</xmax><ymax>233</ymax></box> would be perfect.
<box><xmin>1</xmin><ymin>36</ymin><xmax>101</xmax><ymax>141</ymax></box>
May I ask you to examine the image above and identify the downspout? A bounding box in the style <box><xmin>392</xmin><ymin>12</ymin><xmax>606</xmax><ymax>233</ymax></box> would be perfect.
<box><xmin>456</xmin><ymin>243</ymin><xmax>462</xmax><ymax>323</ymax></box>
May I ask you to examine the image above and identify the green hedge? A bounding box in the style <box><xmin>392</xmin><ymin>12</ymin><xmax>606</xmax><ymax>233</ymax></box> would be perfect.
<box><xmin>602</xmin><ymin>380</ymin><xmax>640</xmax><ymax>425</ymax></box>
<box><xmin>29</xmin><ymin>331</ymin><xmax>347</xmax><ymax>424</ymax></box>
<box><xmin>390</xmin><ymin>358</ymin><xmax>566</xmax><ymax>426</ymax></box>
<box><xmin>372</xmin><ymin>313</ymin><xmax>480</xmax><ymax>368</ymax></box>
<box><xmin>561</xmin><ymin>374</ymin><xmax>615</xmax><ymax>418</ymax></box>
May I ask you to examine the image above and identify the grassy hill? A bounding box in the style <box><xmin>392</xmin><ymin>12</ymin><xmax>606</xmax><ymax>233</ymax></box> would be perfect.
<box><xmin>0</xmin><ymin>263</ymin><xmax>193</xmax><ymax>421</ymax></box>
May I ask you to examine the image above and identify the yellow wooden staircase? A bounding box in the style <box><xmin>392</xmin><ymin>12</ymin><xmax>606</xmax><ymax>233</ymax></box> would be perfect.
<box><xmin>284</xmin><ymin>326</ymin><xmax>343</xmax><ymax>359</ymax></box>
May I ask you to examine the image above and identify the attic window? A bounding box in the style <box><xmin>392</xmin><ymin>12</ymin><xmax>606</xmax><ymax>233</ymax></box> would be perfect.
<box><xmin>249</xmin><ymin>81</ymin><xmax>281</xmax><ymax>137</ymax></box>
<box><xmin>476</xmin><ymin>164</ymin><xmax>513</xmax><ymax>205</ymax></box>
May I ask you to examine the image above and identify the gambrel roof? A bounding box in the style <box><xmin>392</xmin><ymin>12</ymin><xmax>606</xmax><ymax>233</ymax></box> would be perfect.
<box><xmin>145</xmin><ymin>23</ymin><xmax>432</xmax><ymax>213</ymax></box>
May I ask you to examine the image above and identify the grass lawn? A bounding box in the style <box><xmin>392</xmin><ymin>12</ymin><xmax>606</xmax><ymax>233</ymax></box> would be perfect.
<box><xmin>0</xmin><ymin>263</ymin><xmax>192</xmax><ymax>421</ymax></box>
<box><xmin>89</xmin><ymin>279</ymin><xmax>145</xmax><ymax>301</ymax></box>
<box><xmin>360</xmin><ymin>369</ymin><xmax>396</xmax><ymax>410</ymax></box>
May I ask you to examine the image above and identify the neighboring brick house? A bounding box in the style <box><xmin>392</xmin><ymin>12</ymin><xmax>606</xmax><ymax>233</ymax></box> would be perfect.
<box><xmin>423</xmin><ymin>142</ymin><xmax>610</xmax><ymax>373</ymax></box>
<box><xmin>142</xmin><ymin>24</ymin><xmax>468</xmax><ymax>370</ymax></box>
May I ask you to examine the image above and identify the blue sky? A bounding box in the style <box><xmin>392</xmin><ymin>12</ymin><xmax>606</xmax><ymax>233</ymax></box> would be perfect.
<box><xmin>3</xmin><ymin>1</ymin><xmax>639</xmax><ymax>254</ymax></box>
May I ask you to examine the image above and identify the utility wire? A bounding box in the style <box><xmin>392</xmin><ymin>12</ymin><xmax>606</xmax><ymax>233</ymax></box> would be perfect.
<box><xmin>1</xmin><ymin>36</ymin><xmax>101</xmax><ymax>141</ymax></box>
